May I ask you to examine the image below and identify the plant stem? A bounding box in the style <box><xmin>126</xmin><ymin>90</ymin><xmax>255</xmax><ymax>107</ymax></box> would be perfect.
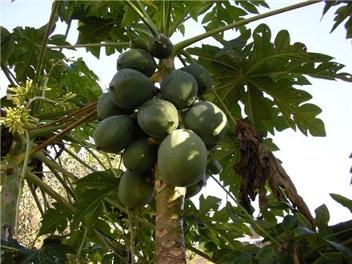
<box><xmin>25</xmin><ymin>170</ymin><xmax>75</xmax><ymax>213</ymax></box>
<box><xmin>173</xmin><ymin>0</ymin><xmax>321</xmax><ymax>54</ymax></box>
<box><xmin>64</xmin><ymin>147</ymin><xmax>97</xmax><ymax>172</ymax></box>
<box><xmin>185</xmin><ymin>244</ymin><xmax>215</xmax><ymax>263</ymax></box>
<box><xmin>77</xmin><ymin>227</ymin><xmax>88</xmax><ymax>258</ymax></box>
<box><xmin>27</xmin><ymin>181</ymin><xmax>45</xmax><ymax>217</ymax></box>
<box><xmin>34</xmin><ymin>0</ymin><xmax>59</xmax><ymax>85</ymax></box>
<box><xmin>126</xmin><ymin>0</ymin><xmax>159</xmax><ymax>36</ymax></box>
<box><xmin>1</xmin><ymin>64</ymin><xmax>17</xmax><ymax>86</ymax></box>
<box><xmin>31</xmin><ymin>109</ymin><xmax>96</xmax><ymax>155</ymax></box>
<box><xmin>47</xmin><ymin>42</ymin><xmax>130</xmax><ymax>49</ymax></box>
<box><xmin>33</xmin><ymin>151</ymin><xmax>76</xmax><ymax>181</ymax></box>
<box><xmin>165</xmin><ymin>0</ymin><xmax>172</xmax><ymax>36</ymax></box>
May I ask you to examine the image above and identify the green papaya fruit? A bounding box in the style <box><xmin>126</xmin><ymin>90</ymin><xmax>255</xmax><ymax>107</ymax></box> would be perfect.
<box><xmin>109</xmin><ymin>69</ymin><xmax>157</xmax><ymax>110</ymax></box>
<box><xmin>184</xmin><ymin>101</ymin><xmax>227</xmax><ymax>146</ymax></box>
<box><xmin>158</xmin><ymin>129</ymin><xmax>207</xmax><ymax>187</ymax></box>
<box><xmin>96</xmin><ymin>93</ymin><xmax>128</xmax><ymax>120</ymax></box>
<box><xmin>94</xmin><ymin>115</ymin><xmax>136</xmax><ymax>153</ymax></box>
<box><xmin>181</xmin><ymin>64</ymin><xmax>213</xmax><ymax>95</ymax></box>
<box><xmin>160</xmin><ymin>70</ymin><xmax>198</xmax><ymax>110</ymax></box>
<box><xmin>148</xmin><ymin>33</ymin><xmax>173</xmax><ymax>59</ymax></box>
<box><xmin>122</xmin><ymin>138</ymin><xmax>157</xmax><ymax>173</ymax></box>
<box><xmin>118</xmin><ymin>170</ymin><xmax>154</xmax><ymax>210</ymax></box>
<box><xmin>116</xmin><ymin>49</ymin><xmax>157</xmax><ymax>77</ymax></box>
<box><xmin>137</xmin><ymin>98</ymin><xmax>179</xmax><ymax>140</ymax></box>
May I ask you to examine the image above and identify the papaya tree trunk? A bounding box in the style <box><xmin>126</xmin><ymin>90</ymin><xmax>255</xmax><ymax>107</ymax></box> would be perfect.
<box><xmin>154</xmin><ymin>58</ymin><xmax>187</xmax><ymax>263</ymax></box>
<box><xmin>154</xmin><ymin>168</ymin><xmax>187</xmax><ymax>264</ymax></box>
<box><xmin>1</xmin><ymin>168</ymin><xmax>22</xmax><ymax>240</ymax></box>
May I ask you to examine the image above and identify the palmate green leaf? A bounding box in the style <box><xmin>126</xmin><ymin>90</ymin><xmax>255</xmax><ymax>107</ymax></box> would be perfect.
<box><xmin>189</xmin><ymin>23</ymin><xmax>352</xmax><ymax>137</ymax></box>
<box><xmin>38</xmin><ymin>202</ymin><xmax>71</xmax><ymax>236</ymax></box>
<box><xmin>74</xmin><ymin>170</ymin><xmax>120</xmax><ymax>225</ymax></box>
<box><xmin>322</xmin><ymin>1</ymin><xmax>352</xmax><ymax>40</ymax></box>
<box><xmin>61</xmin><ymin>58</ymin><xmax>101</xmax><ymax>104</ymax></box>
<box><xmin>6</xmin><ymin>26</ymin><xmax>66</xmax><ymax>83</ymax></box>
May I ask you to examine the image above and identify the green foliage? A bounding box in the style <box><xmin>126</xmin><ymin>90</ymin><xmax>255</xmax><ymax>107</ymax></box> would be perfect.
<box><xmin>189</xmin><ymin>23</ymin><xmax>352</xmax><ymax>136</ymax></box>
<box><xmin>323</xmin><ymin>0</ymin><xmax>352</xmax><ymax>40</ymax></box>
<box><xmin>2</xmin><ymin>1</ymin><xmax>352</xmax><ymax>263</ymax></box>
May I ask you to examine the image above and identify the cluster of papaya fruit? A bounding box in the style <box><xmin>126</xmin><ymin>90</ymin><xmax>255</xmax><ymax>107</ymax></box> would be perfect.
<box><xmin>94</xmin><ymin>35</ymin><xmax>226</xmax><ymax>210</ymax></box>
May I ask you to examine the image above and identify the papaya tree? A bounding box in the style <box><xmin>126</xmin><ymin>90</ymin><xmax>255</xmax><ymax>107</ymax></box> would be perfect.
<box><xmin>1</xmin><ymin>0</ymin><xmax>352</xmax><ymax>263</ymax></box>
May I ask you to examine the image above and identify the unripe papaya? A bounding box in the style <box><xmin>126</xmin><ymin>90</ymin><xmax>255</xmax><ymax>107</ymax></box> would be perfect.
<box><xmin>109</xmin><ymin>69</ymin><xmax>157</xmax><ymax>110</ymax></box>
<box><xmin>158</xmin><ymin>129</ymin><xmax>207</xmax><ymax>187</ymax></box>
<box><xmin>182</xmin><ymin>64</ymin><xmax>213</xmax><ymax>95</ymax></box>
<box><xmin>116</xmin><ymin>49</ymin><xmax>157</xmax><ymax>77</ymax></box>
<box><xmin>96</xmin><ymin>93</ymin><xmax>127</xmax><ymax>120</ymax></box>
<box><xmin>160</xmin><ymin>70</ymin><xmax>198</xmax><ymax>110</ymax></box>
<box><xmin>118</xmin><ymin>170</ymin><xmax>154</xmax><ymax>210</ymax></box>
<box><xmin>184</xmin><ymin>101</ymin><xmax>227</xmax><ymax>146</ymax></box>
<box><xmin>93</xmin><ymin>115</ymin><xmax>136</xmax><ymax>153</ymax></box>
<box><xmin>137</xmin><ymin>98</ymin><xmax>179</xmax><ymax>140</ymax></box>
<box><xmin>122</xmin><ymin>138</ymin><xmax>157</xmax><ymax>173</ymax></box>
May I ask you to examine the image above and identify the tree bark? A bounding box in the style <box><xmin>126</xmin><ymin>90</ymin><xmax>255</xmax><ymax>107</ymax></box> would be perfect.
<box><xmin>154</xmin><ymin>168</ymin><xmax>187</xmax><ymax>264</ymax></box>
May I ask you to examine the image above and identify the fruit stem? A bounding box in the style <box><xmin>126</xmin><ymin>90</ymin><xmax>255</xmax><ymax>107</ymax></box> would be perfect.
<box><xmin>173</xmin><ymin>0</ymin><xmax>321</xmax><ymax>54</ymax></box>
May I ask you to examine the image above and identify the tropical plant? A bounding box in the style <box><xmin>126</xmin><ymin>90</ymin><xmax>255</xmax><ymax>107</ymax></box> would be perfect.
<box><xmin>1</xmin><ymin>1</ymin><xmax>352</xmax><ymax>263</ymax></box>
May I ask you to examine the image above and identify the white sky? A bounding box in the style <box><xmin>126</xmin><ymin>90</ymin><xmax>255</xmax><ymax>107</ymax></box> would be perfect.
<box><xmin>1</xmin><ymin>1</ymin><xmax>351</xmax><ymax>225</ymax></box>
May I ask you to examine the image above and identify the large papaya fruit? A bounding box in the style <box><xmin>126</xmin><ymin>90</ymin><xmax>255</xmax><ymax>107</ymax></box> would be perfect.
<box><xmin>118</xmin><ymin>170</ymin><xmax>154</xmax><ymax>210</ymax></box>
<box><xmin>122</xmin><ymin>138</ymin><xmax>157</xmax><ymax>173</ymax></box>
<box><xmin>160</xmin><ymin>70</ymin><xmax>198</xmax><ymax>110</ymax></box>
<box><xmin>158</xmin><ymin>129</ymin><xmax>207</xmax><ymax>187</ymax></box>
<box><xmin>94</xmin><ymin>115</ymin><xmax>136</xmax><ymax>153</ymax></box>
<box><xmin>96</xmin><ymin>93</ymin><xmax>128</xmax><ymax>120</ymax></box>
<box><xmin>137</xmin><ymin>98</ymin><xmax>179</xmax><ymax>140</ymax></box>
<box><xmin>181</xmin><ymin>64</ymin><xmax>213</xmax><ymax>95</ymax></box>
<box><xmin>109</xmin><ymin>69</ymin><xmax>157</xmax><ymax>110</ymax></box>
<box><xmin>116</xmin><ymin>49</ymin><xmax>157</xmax><ymax>77</ymax></box>
<box><xmin>184</xmin><ymin>101</ymin><xmax>227</xmax><ymax>146</ymax></box>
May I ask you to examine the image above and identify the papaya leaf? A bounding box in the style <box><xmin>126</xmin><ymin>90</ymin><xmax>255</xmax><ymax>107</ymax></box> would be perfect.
<box><xmin>74</xmin><ymin>170</ymin><xmax>120</xmax><ymax>225</ymax></box>
<box><xmin>38</xmin><ymin>202</ymin><xmax>71</xmax><ymax>236</ymax></box>
<box><xmin>75</xmin><ymin>188</ymin><xmax>114</xmax><ymax>225</ymax></box>
<box><xmin>322</xmin><ymin>1</ymin><xmax>352</xmax><ymax>40</ymax></box>
<box><xmin>330</xmin><ymin>193</ymin><xmax>352</xmax><ymax>213</ymax></box>
<box><xmin>189</xmin><ymin>23</ymin><xmax>352</xmax><ymax>136</ymax></box>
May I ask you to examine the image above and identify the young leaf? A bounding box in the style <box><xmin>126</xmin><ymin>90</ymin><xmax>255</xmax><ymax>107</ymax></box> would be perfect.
<box><xmin>330</xmin><ymin>193</ymin><xmax>352</xmax><ymax>213</ymax></box>
<box><xmin>315</xmin><ymin>204</ymin><xmax>330</xmax><ymax>228</ymax></box>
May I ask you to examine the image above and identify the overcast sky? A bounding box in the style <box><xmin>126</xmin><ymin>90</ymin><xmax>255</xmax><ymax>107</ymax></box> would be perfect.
<box><xmin>1</xmin><ymin>0</ymin><xmax>351</xmax><ymax>224</ymax></box>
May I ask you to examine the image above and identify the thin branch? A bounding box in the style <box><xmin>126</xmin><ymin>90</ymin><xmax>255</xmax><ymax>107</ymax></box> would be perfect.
<box><xmin>33</xmin><ymin>151</ymin><xmax>76</xmax><ymax>181</ymax></box>
<box><xmin>64</xmin><ymin>147</ymin><xmax>97</xmax><ymax>172</ymax></box>
<box><xmin>25</xmin><ymin>170</ymin><xmax>75</xmax><ymax>213</ymax></box>
<box><xmin>34</xmin><ymin>0</ymin><xmax>60</xmax><ymax>85</ymax></box>
<box><xmin>126</xmin><ymin>0</ymin><xmax>159</xmax><ymax>36</ymax></box>
<box><xmin>165</xmin><ymin>0</ymin><xmax>172</xmax><ymax>36</ymax></box>
<box><xmin>185</xmin><ymin>244</ymin><xmax>216</xmax><ymax>263</ymax></box>
<box><xmin>1</xmin><ymin>64</ymin><xmax>17</xmax><ymax>86</ymax></box>
<box><xmin>31</xmin><ymin>109</ymin><xmax>96</xmax><ymax>155</ymax></box>
<box><xmin>27</xmin><ymin>180</ymin><xmax>45</xmax><ymax>217</ymax></box>
<box><xmin>47</xmin><ymin>42</ymin><xmax>130</xmax><ymax>49</ymax></box>
<box><xmin>173</xmin><ymin>0</ymin><xmax>321</xmax><ymax>54</ymax></box>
